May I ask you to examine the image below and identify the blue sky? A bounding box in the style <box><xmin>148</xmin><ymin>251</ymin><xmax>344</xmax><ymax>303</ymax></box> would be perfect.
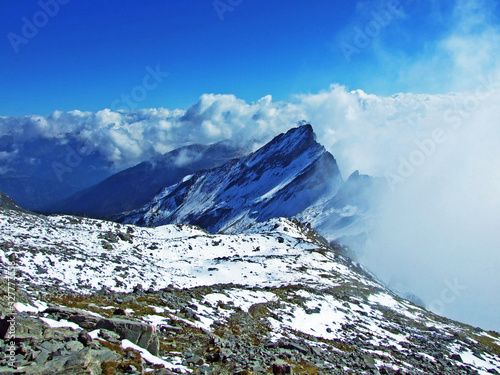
<box><xmin>2</xmin><ymin>0</ymin><xmax>490</xmax><ymax>116</ymax></box>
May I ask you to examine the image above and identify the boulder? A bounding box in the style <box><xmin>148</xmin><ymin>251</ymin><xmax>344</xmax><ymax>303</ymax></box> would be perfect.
<box><xmin>25</xmin><ymin>348</ymin><xmax>101</xmax><ymax>375</ymax></box>
<box><xmin>96</xmin><ymin>318</ymin><xmax>159</xmax><ymax>355</ymax></box>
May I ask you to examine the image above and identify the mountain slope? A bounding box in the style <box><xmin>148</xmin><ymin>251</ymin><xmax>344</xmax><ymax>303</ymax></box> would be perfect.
<box><xmin>0</xmin><ymin>190</ymin><xmax>32</xmax><ymax>214</ymax></box>
<box><xmin>42</xmin><ymin>140</ymin><xmax>250</xmax><ymax>218</ymax></box>
<box><xmin>119</xmin><ymin>125</ymin><xmax>344</xmax><ymax>233</ymax></box>
<box><xmin>1</xmin><ymin>208</ymin><xmax>499</xmax><ymax>374</ymax></box>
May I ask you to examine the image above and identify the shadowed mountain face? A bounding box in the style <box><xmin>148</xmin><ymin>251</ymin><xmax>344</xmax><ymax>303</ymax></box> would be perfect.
<box><xmin>42</xmin><ymin>141</ymin><xmax>250</xmax><ymax>218</ymax></box>
<box><xmin>119</xmin><ymin>125</ymin><xmax>344</xmax><ymax>232</ymax></box>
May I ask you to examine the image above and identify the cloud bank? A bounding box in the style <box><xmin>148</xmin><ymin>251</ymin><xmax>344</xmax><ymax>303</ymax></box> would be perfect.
<box><xmin>1</xmin><ymin>86</ymin><xmax>492</xmax><ymax>177</ymax></box>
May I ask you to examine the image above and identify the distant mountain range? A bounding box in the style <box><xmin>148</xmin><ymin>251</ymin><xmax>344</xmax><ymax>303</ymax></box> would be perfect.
<box><xmin>42</xmin><ymin>141</ymin><xmax>251</xmax><ymax>218</ymax></box>
<box><xmin>0</xmin><ymin>136</ymin><xmax>114</xmax><ymax>210</ymax></box>
<box><xmin>118</xmin><ymin>125</ymin><xmax>383</xmax><ymax>244</ymax></box>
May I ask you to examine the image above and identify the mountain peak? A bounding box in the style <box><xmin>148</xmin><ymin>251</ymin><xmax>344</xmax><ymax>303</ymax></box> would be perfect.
<box><xmin>120</xmin><ymin>124</ymin><xmax>343</xmax><ymax>232</ymax></box>
<box><xmin>288</xmin><ymin>123</ymin><xmax>314</xmax><ymax>137</ymax></box>
<box><xmin>272</xmin><ymin>123</ymin><xmax>316</xmax><ymax>146</ymax></box>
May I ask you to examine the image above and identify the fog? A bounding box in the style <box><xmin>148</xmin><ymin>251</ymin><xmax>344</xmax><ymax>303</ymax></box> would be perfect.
<box><xmin>362</xmin><ymin>93</ymin><xmax>500</xmax><ymax>331</ymax></box>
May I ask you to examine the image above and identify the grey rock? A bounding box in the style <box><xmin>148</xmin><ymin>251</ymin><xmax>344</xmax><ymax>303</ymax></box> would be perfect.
<box><xmin>186</xmin><ymin>354</ymin><xmax>204</xmax><ymax>365</ymax></box>
<box><xmin>96</xmin><ymin>318</ymin><xmax>159</xmax><ymax>355</ymax></box>
<box><xmin>89</xmin><ymin>348</ymin><xmax>121</xmax><ymax>363</ymax></box>
<box><xmin>39</xmin><ymin>342</ymin><xmax>54</xmax><ymax>352</ymax></box>
<box><xmin>34</xmin><ymin>349</ymin><xmax>49</xmax><ymax>366</ymax></box>
<box><xmin>123</xmin><ymin>296</ymin><xmax>136</xmax><ymax>304</ymax></box>
<box><xmin>305</xmin><ymin>306</ymin><xmax>321</xmax><ymax>314</ymax></box>
<box><xmin>77</xmin><ymin>331</ymin><xmax>92</xmax><ymax>347</ymax></box>
<box><xmin>65</xmin><ymin>341</ymin><xmax>84</xmax><ymax>352</ymax></box>
<box><xmin>25</xmin><ymin>348</ymin><xmax>100</xmax><ymax>375</ymax></box>
<box><xmin>278</xmin><ymin>340</ymin><xmax>310</xmax><ymax>355</ymax></box>
<box><xmin>98</xmin><ymin>329</ymin><xmax>120</xmax><ymax>343</ymax></box>
<box><xmin>67</xmin><ymin>315</ymin><xmax>100</xmax><ymax>331</ymax></box>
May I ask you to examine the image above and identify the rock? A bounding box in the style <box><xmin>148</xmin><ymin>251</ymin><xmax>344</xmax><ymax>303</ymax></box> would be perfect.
<box><xmin>89</xmin><ymin>347</ymin><xmax>121</xmax><ymax>363</ymax></box>
<box><xmin>113</xmin><ymin>308</ymin><xmax>127</xmax><ymax>316</ymax></box>
<box><xmin>39</xmin><ymin>342</ymin><xmax>54</xmax><ymax>352</ymax></box>
<box><xmin>133</xmin><ymin>285</ymin><xmax>143</xmax><ymax>294</ymax></box>
<box><xmin>278</xmin><ymin>340</ymin><xmax>310</xmax><ymax>355</ymax></box>
<box><xmin>34</xmin><ymin>349</ymin><xmax>50</xmax><ymax>366</ymax></box>
<box><xmin>205</xmin><ymin>352</ymin><xmax>221</xmax><ymax>362</ymax></box>
<box><xmin>305</xmin><ymin>306</ymin><xmax>321</xmax><ymax>314</ymax></box>
<box><xmin>180</xmin><ymin>307</ymin><xmax>199</xmax><ymax>321</ymax></box>
<box><xmin>98</xmin><ymin>329</ymin><xmax>120</xmax><ymax>343</ymax></box>
<box><xmin>25</xmin><ymin>348</ymin><xmax>101</xmax><ymax>375</ymax></box>
<box><xmin>103</xmin><ymin>232</ymin><xmax>119</xmax><ymax>243</ymax></box>
<box><xmin>1</xmin><ymin>317</ymin><xmax>44</xmax><ymax>342</ymax></box>
<box><xmin>67</xmin><ymin>315</ymin><xmax>100</xmax><ymax>330</ymax></box>
<box><xmin>96</xmin><ymin>318</ymin><xmax>159</xmax><ymax>355</ymax></box>
<box><xmin>186</xmin><ymin>355</ymin><xmax>204</xmax><ymax>366</ymax></box>
<box><xmin>77</xmin><ymin>331</ymin><xmax>92</xmax><ymax>347</ymax></box>
<box><xmin>123</xmin><ymin>296</ymin><xmax>136</xmax><ymax>304</ymax></box>
<box><xmin>272</xmin><ymin>363</ymin><xmax>292</xmax><ymax>375</ymax></box>
<box><xmin>363</xmin><ymin>353</ymin><xmax>376</xmax><ymax>369</ymax></box>
<box><xmin>65</xmin><ymin>341</ymin><xmax>84</xmax><ymax>352</ymax></box>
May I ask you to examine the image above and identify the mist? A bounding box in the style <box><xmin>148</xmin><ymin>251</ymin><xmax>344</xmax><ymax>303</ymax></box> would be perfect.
<box><xmin>362</xmin><ymin>91</ymin><xmax>500</xmax><ymax>331</ymax></box>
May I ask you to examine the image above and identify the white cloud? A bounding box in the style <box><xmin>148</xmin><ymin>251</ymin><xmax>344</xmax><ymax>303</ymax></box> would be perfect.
<box><xmin>0</xmin><ymin>85</ymin><xmax>497</xmax><ymax>177</ymax></box>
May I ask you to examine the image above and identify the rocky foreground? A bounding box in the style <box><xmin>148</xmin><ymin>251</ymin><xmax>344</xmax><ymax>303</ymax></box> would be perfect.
<box><xmin>0</xmin><ymin>207</ymin><xmax>500</xmax><ymax>374</ymax></box>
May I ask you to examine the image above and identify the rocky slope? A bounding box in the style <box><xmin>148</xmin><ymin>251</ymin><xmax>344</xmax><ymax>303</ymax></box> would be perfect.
<box><xmin>1</xmin><ymin>205</ymin><xmax>500</xmax><ymax>374</ymax></box>
<box><xmin>0</xmin><ymin>191</ymin><xmax>29</xmax><ymax>213</ymax></box>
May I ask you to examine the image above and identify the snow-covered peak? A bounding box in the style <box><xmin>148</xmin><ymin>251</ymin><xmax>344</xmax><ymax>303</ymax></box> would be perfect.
<box><xmin>119</xmin><ymin>124</ymin><xmax>343</xmax><ymax>233</ymax></box>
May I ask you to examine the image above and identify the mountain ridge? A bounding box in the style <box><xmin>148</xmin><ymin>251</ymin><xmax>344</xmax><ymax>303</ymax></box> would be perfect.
<box><xmin>119</xmin><ymin>125</ymin><xmax>345</xmax><ymax>234</ymax></box>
